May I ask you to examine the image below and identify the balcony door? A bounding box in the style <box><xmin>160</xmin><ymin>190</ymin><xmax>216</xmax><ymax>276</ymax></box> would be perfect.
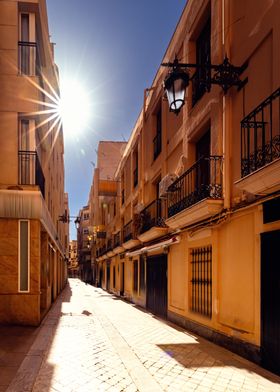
<box><xmin>19</xmin><ymin>119</ymin><xmax>36</xmax><ymax>185</ymax></box>
<box><xmin>196</xmin><ymin>129</ymin><xmax>210</xmax><ymax>197</ymax></box>
<box><xmin>19</xmin><ymin>13</ymin><xmax>36</xmax><ymax>75</ymax></box>
<box><xmin>146</xmin><ymin>254</ymin><xmax>167</xmax><ymax>318</ymax></box>
<box><xmin>261</xmin><ymin>230</ymin><xmax>280</xmax><ymax>376</ymax></box>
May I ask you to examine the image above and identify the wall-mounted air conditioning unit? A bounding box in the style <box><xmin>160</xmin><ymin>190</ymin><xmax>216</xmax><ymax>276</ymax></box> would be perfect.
<box><xmin>159</xmin><ymin>174</ymin><xmax>178</xmax><ymax>198</ymax></box>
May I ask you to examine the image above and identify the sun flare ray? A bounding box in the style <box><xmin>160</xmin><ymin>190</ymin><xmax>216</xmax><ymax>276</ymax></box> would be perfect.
<box><xmin>22</xmin><ymin>67</ymin><xmax>92</xmax><ymax>142</ymax></box>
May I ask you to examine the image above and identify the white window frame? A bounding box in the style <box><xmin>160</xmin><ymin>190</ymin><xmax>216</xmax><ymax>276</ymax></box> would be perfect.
<box><xmin>18</xmin><ymin>220</ymin><xmax>30</xmax><ymax>293</ymax></box>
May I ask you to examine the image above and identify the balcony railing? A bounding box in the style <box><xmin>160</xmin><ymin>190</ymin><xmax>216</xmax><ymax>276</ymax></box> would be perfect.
<box><xmin>241</xmin><ymin>88</ymin><xmax>280</xmax><ymax>177</ymax></box>
<box><xmin>18</xmin><ymin>151</ymin><xmax>45</xmax><ymax>198</ymax></box>
<box><xmin>18</xmin><ymin>41</ymin><xmax>38</xmax><ymax>76</ymax></box>
<box><xmin>123</xmin><ymin>220</ymin><xmax>133</xmax><ymax>242</ymax></box>
<box><xmin>113</xmin><ymin>231</ymin><xmax>121</xmax><ymax>248</ymax></box>
<box><xmin>138</xmin><ymin>199</ymin><xmax>165</xmax><ymax>234</ymax></box>
<box><xmin>167</xmin><ymin>156</ymin><xmax>223</xmax><ymax>218</ymax></box>
<box><xmin>153</xmin><ymin>131</ymin><xmax>162</xmax><ymax>161</ymax></box>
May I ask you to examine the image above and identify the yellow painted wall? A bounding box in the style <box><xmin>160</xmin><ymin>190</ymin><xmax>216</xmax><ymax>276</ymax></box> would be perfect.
<box><xmin>169</xmin><ymin>239</ymin><xmax>186</xmax><ymax>314</ymax></box>
<box><xmin>218</xmin><ymin>210</ymin><xmax>259</xmax><ymax>344</ymax></box>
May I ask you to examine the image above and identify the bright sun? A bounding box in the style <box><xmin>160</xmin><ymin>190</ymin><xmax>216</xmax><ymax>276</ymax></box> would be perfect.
<box><xmin>57</xmin><ymin>79</ymin><xmax>91</xmax><ymax>137</ymax></box>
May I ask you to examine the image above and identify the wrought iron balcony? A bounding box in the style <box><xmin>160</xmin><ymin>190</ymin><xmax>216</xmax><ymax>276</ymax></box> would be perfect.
<box><xmin>167</xmin><ymin>156</ymin><xmax>223</xmax><ymax>218</ymax></box>
<box><xmin>113</xmin><ymin>231</ymin><xmax>121</xmax><ymax>248</ymax></box>
<box><xmin>123</xmin><ymin>220</ymin><xmax>133</xmax><ymax>242</ymax></box>
<box><xmin>18</xmin><ymin>151</ymin><xmax>45</xmax><ymax>198</ymax></box>
<box><xmin>241</xmin><ymin>88</ymin><xmax>280</xmax><ymax>177</ymax></box>
<box><xmin>18</xmin><ymin>41</ymin><xmax>38</xmax><ymax>76</ymax></box>
<box><xmin>153</xmin><ymin>131</ymin><xmax>162</xmax><ymax>160</ymax></box>
<box><xmin>138</xmin><ymin>199</ymin><xmax>166</xmax><ymax>234</ymax></box>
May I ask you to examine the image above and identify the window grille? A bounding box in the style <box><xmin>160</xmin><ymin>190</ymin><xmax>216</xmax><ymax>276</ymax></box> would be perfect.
<box><xmin>190</xmin><ymin>245</ymin><xmax>212</xmax><ymax>318</ymax></box>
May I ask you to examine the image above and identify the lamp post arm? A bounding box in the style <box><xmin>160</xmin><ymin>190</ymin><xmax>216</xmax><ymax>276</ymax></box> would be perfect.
<box><xmin>162</xmin><ymin>58</ymin><xmax>247</xmax><ymax>74</ymax></box>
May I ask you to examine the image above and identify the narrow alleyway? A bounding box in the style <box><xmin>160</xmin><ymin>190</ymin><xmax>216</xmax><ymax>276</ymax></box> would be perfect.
<box><xmin>6</xmin><ymin>279</ymin><xmax>280</xmax><ymax>392</ymax></box>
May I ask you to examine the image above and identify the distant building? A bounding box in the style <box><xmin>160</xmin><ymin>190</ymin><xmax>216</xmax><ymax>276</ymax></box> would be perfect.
<box><xmin>76</xmin><ymin>205</ymin><xmax>92</xmax><ymax>283</ymax></box>
<box><xmin>91</xmin><ymin>0</ymin><xmax>280</xmax><ymax>375</ymax></box>
<box><xmin>88</xmin><ymin>141</ymin><xmax>127</xmax><ymax>287</ymax></box>
<box><xmin>68</xmin><ymin>240</ymin><xmax>78</xmax><ymax>277</ymax></box>
<box><xmin>0</xmin><ymin>0</ymin><xmax>68</xmax><ymax>325</ymax></box>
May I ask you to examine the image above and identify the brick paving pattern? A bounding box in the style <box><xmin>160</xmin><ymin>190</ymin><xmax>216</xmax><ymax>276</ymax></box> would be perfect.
<box><xmin>6</xmin><ymin>279</ymin><xmax>280</xmax><ymax>391</ymax></box>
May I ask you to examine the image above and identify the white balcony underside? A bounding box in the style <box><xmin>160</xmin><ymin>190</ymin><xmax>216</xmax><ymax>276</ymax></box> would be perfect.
<box><xmin>113</xmin><ymin>246</ymin><xmax>125</xmax><ymax>254</ymax></box>
<box><xmin>122</xmin><ymin>238</ymin><xmax>141</xmax><ymax>250</ymax></box>
<box><xmin>0</xmin><ymin>189</ymin><xmax>64</xmax><ymax>254</ymax></box>
<box><xmin>106</xmin><ymin>251</ymin><xmax>115</xmax><ymax>258</ymax></box>
<box><xmin>165</xmin><ymin>199</ymin><xmax>224</xmax><ymax>230</ymax></box>
<box><xmin>235</xmin><ymin>158</ymin><xmax>280</xmax><ymax>195</ymax></box>
<box><xmin>137</xmin><ymin>226</ymin><xmax>169</xmax><ymax>243</ymax></box>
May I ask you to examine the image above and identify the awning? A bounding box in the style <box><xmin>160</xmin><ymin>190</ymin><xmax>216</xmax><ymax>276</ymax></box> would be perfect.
<box><xmin>0</xmin><ymin>189</ymin><xmax>64</xmax><ymax>255</ymax></box>
<box><xmin>126</xmin><ymin>235</ymin><xmax>180</xmax><ymax>257</ymax></box>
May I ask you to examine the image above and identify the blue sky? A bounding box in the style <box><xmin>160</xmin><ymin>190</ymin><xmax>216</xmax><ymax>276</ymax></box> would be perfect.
<box><xmin>46</xmin><ymin>0</ymin><xmax>186</xmax><ymax>239</ymax></box>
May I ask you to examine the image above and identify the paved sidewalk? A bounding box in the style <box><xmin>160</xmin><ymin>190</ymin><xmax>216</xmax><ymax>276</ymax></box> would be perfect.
<box><xmin>5</xmin><ymin>279</ymin><xmax>280</xmax><ymax>392</ymax></box>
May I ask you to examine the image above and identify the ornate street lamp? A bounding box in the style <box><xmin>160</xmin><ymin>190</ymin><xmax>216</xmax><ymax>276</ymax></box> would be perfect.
<box><xmin>163</xmin><ymin>58</ymin><xmax>190</xmax><ymax>115</ymax></box>
<box><xmin>162</xmin><ymin>56</ymin><xmax>247</xmax><ymax>114</ymax></box>
<box><xmin>74</xmin><ymin>216</ymin><xmax>81</xmax><ymax>229</ymax></box>
<box><xmin>58</xmin><ymin>212</ymin><xmax>81</xmax><ymax>229</ymax></box>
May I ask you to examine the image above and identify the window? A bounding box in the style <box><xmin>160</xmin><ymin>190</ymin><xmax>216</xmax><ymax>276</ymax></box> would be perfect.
<box><xmin>83</xmin><ymin>228</ymin><xmax>89</xmax><ymax>235</ymax></box>
<box><xmin>140</xmin><ymin>256</ymin><xmax>145</xmax><ymax>293</ymax></box>
<box><xmin>120</xmin><ymin>172</ymin><xmax>125</xmax><ymax>205</ymax></box>
<box><xmin>133</xmin><ymin>260</ymin><xmax>138</xmax><ymax>293</ymax></box>
<box><xmin>18</xmin><ymin>118</ymin><xmax>45</xmax><ymax>197</ymax></box>
<box><xmin>133</xmin><ymin>148</ymin><xmax>138</xmax><ymax>188</ymax></box>
<box><xmin>19</xmin><ymin>220</ymin><xmax>30</xmax><ymax>292</ymax></box>
<box><xmin>113</xmin><ymin>266</ymin><xmax>116</xmax><ymax>288</ymax></box>
<box><xmin>263</xmin><ymin>197</ymin><xmax>280</xmax><ymax>224</ymax></box>
<box><xmin>18</xmin><ymin>119</ymin><xmax>36</xmax><ymax>185</ymax></box>
<box><xmin>190</xmin><ymin>246</ymin><xmax>212</xmax><ymax>318</ymax></box>
<box><xmin>195</xmin><ymin>129</ymin><xmax>211</xmax><ymax>195</ymax></box>
<box><xmin>192</xmin><ymin>18</ymin><xmax>211</xmax><ymax>106</ymax></box>
<box><xmin>83</xmin><ymin>213</ymin><xmax>89</xmax><ymax>220</ymax></box>
<box><xmin>153</xmin><ymin>108</ymin><xmax>162</xmax><ymax>160</ymax></box>
<box><xmin>19</xmin><ymin>13</ymin><xmax>37</xmax><ymax>75</ymax></box>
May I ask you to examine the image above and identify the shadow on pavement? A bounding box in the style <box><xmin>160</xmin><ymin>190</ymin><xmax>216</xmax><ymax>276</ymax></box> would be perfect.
<box><xmin>4</xmin><ymin>280</ymin><xmax>73</xmax><ymax>392</ymax></box>
<box><xmin>0</xmin><ymin>325</ymin><xmax>39</xmax><ymax>391</ymax></box>
<box><xmin>157</xmin><ymin>343</ymin><xmax>280</xmax><ymax>385</ymax></box>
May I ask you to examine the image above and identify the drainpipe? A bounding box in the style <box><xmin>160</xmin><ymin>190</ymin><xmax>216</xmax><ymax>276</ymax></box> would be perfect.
<box><xmin>222</xmin><ymin>0</ymin><xmax>231</xmax><ymax>210</ymax></box>
<box><xmin>141</xmin><ymin>88</ymin><xmax>155</xmax><ymax>204</ymax></box>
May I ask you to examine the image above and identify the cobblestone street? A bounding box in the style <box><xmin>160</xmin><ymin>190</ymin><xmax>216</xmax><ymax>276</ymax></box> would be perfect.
<box><xmin>5</xmin><ymin>279</ymin><xmax>280</xmax><ymax>392</ymax></box>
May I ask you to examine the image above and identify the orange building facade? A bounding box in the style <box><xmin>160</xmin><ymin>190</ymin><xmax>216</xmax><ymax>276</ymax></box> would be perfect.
<box><xmin>0</xmin><ymin>0</ymin><xmax>68</xmax><ymax>325</ymax></box>
<box><xmin>90</xmin><ymin>0</ymin><xmax>280</xmax><ymax>374</ymax></box>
